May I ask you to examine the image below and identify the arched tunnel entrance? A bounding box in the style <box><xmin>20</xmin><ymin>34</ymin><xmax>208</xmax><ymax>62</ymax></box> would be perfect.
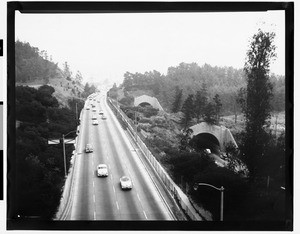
<box><xmin>189</xmin><ymin>133</ymin><xmax>221</xmax><ymax>154</ymax></box>
<box><xmin>138</xmin><ymin>102</ymin><xmax>152</xmax><ymax>107</ymax></box>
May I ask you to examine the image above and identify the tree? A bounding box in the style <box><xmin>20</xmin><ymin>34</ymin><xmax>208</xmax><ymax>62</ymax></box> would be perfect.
<box><xmin>238</xmin><ymin>29</ymin><xmax>276</xmax><ymax>180</ymax></box>
<box><xmin>172</xmin><ymin>86</ymin><xmax>183</xmax><ymax>113</ymax></box>
<box><xmin>63</xmin><ymin>61</ymin><xmax>72</xmax><ymax>80</ymax></box>
<box><xmin>181</xmin><ymin>94</ymin><xmax>195</xmax><ymax>129</ymax></box>
<box><xmin>75</xmin><ymin>71</ymin><xmax>83</xmax><ymax>84</ymax></box>
<box><xmin>213</xmin><ymin>94</ymin><xmax>222</xmax><ymax>124</ymax></box>
<box><xmin>194</xmin><ymin>83</ymin><xmax>208</xmax><ymax>122</ymax></box>
<box><xmin>202</xmin><ymin>102</ymin><xmax>217</xmax><ymax>125</ymax></box>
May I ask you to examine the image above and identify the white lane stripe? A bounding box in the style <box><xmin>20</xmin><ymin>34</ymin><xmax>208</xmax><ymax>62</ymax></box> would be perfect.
<box><xmin>94</xmin><ymin>211</ymin><xmax>96</xmax><ymax>220</ymax></box>
<box><xmin>93</xmin><ymin>181</ymin><xmax>95</xmax><ymax>188</ymax></box>
<box><xmin>137</xmin><ymin>193</ymin><xmax>141</xmax><ymax>202</ymax></box>
<box><xmin>110</xmin><ymin>174</ymin><xmax>113</xmax><ymax>180</ymax></box>
<box><xmin>116</xmin><ymin>201</ymin><xmax>119</xmax><ymax>210</ymax></box>
<box><xmin>113</xmin><ymin>186</ymin><xmax>116</xmax><ymax>194</ymax></box>
<box><xmin>93</xmin><ymin>195</ymin><xmax>96</xmax><ymax>203</ymax></box>
<box><xmin>143</xmin><ymin>211</ymin><xmax>148</xmax><ymax>220</ymax></box>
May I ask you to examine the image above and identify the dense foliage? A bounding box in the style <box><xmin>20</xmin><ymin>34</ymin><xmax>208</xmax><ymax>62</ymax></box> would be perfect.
<box><xmin>16</xmin><ymin>40</ymin><xmax>59</xmax><ymax>84</ymax></box>
<box><xmin>15</xmin><ymin>85</ymin><xmax>84</xmax><ymax>219</ymax></box>
<box><xmin>238</xmin><ymin>29</ymin><xmax>277</xmax><ymax>180</ymax></box>
<box><xmin>120</xmin><ymin>62</ymin><xmax>284</xmax><ymax>114</ymax></box>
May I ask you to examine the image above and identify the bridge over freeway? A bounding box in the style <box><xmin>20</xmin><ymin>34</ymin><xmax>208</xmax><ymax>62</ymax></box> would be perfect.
<box><xmin>189</xmin><ymin>122</ymin><xmax>238</xmax><ymax>152</ymax></box>
<box><xmin>134</xmin><ymin>95</ymin><xmax>164</xmax><ymax>111</ymax></box>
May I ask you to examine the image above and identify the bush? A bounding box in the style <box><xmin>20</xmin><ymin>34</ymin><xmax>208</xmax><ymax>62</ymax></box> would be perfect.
<box><xmin>119</xmin><ymin>96</ymin><xmax>134</xmax><ymax>106</ymax></box>
<box><xmin>141</xmin><ymin>106</ymin><xmax>159</xmax><ymax>118</ymax></box>
<box><xmin>139</xmin><ymin>118</ymin><xmax>152</xmax><ymax>124</ymax></box>
<box><xmin>14</xmin><ymin>85</ymin><xmax>79</xmax><ymax>219</ymax></box>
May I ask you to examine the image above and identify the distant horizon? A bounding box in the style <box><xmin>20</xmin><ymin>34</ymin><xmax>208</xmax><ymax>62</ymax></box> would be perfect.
<box><xmin>16</xmin><ymin>11</ymin><xmax>285</xmax><ymax>85</ymax></box>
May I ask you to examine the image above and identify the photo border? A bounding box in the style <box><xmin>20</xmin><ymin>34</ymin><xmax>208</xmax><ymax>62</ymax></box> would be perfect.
<box><xmin>7</xmin><ymin>1</ymin><xmax>294</xmax><ymax>231</ymax></box>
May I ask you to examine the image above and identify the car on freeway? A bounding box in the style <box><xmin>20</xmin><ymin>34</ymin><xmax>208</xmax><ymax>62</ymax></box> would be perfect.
<box><xmin>102</xmin><ymin>115</ymin><xmax>107</xmax><ymax>120</ymax></box>
<box><xmin>92</xmin><ymin>119</ymin><xmax>99</xmax><ymax>125</ymax></box>
<box><xmin>120</xmin><ymin>176</ymin><xmax>132</xmax><ymax>190</ymax></box>
<box><xmin>86</xmin><ymin>106</ymin><xmax>90</xmax><ymax>110</ymax></box>
<box><xmin>97</xmin><ymin>164</ymin><xmax>108</xmax><ymax>177</ymax></box>
<box><xmin>92</xmin><ymin>114</ymin><xmax>97</xmax><ymax>120</ymax></box>
<box><xmin>85</xmin><ymin>143</ymin><xmax>93</xmax><ymax>153</ymax></box>
<box><xmin>92</xmin><ymin>108</ymin><xmax>97</xmax><ymax>112</ymax></box>
<box><xmin>99</xmin><ymin>110</ymin><xmax>104</xmax><ymax>115</ymax></box>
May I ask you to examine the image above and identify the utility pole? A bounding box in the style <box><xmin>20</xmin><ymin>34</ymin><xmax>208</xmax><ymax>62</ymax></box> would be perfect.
<box><xmin>75</xmin><ymin>102</ymin><xmax>78</xmax><ymax>121</ymax></box>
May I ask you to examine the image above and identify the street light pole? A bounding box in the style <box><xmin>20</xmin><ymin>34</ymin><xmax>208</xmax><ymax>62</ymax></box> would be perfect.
<box><xmin>62</xmin><ymin>130</ymin><xmax>77</xmax><ymax>177</ymax></box>
<box><xmin>194</xmin><ymin>183</ymin><xmax>225</xmax><ymax>221</ymax></box>
<box><xmin>62</xmin><ymin>134</ymin><xmax>67</xmax><ymax>177</ymax></box>
<box><xmin>220</xmin><ymin>186</ymin><xmax>224</xmax><ymax>221</ymax></box>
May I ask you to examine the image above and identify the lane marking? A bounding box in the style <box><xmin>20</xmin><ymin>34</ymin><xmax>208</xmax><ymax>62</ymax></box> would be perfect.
<box><xmin>110</xmin><ymin>174</ymin><xmax>113</xmax><ymax>180</ymax></box>
<box><xmin>116</xmin><ymin>201</ymin><xmax>119</xmax><ymax>210</ymax></box>
<box><xmin>143</xmin><ymin>211</ymin><xmax>148</xmax><ymax>220</ymax></box>
<box><xmin>93</xmin><ymin>181</ymin><xmax>95</xmax><ymax>188</ymax></box>
<box><xmin>94</xmin><ymin>211</ymin><xmax>96</xmax><ymax>220</ymax></box>
<box><xmin>113</xmin><ymin>186</ymin><xmax>116</xmax><ymax>194</ymax></box>
<box><xmin>93</xmin><ymin>195</ymin><xmax>96</xmax><ymax>203</ymax></box>
<box><xmin>137</xmin><ymin>193</ymin><xmax>141</xmax><ymax>202</ymax></box>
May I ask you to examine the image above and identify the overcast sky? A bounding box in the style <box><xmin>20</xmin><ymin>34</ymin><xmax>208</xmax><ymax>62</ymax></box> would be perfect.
<box><xmin>15</xmin><ymin>10</ymin><xmax>285</xmax><ymax>85</ymax></box>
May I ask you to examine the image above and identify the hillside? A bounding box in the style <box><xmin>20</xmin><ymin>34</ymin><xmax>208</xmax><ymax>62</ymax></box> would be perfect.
<box><xmin>15</xmin><ymin>40</ymin><xmax>85</xmax><ymax>107</ymax></box>
<box><xmin>115</xmin><ymin>62</ymin><xmax>285</xmax><ymax>115</ymax></box>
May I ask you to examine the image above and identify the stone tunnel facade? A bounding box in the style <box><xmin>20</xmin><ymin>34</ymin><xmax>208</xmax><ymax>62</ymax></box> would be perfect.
<box><xmin>134</xmin><ymin>95</ymin><xmax>164</xmax><ymax>111</ymax></box>
<box><xmin>189</xmin><ymin>122</ymin><xmax>238</xmax><ymax>152</ymax></box>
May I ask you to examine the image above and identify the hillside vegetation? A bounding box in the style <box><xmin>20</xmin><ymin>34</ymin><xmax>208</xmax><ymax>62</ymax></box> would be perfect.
<box><xmin>108</xmin><ymin>55</ymin><xmax>286</xmax><ymax>220</ymax></box>
<box><xmin>15</xmin><ymin>40</ymin><xmax>97</xmax><ymax>106</ymax></box>
<box><xmin>13</xmin><ymin>41</ymin><xmax>97</xmax><ymax>219</ymax></box>
<box><xmin>115</xmin><ymin>62</ymin><xmax>285</xmax><ymax>115</ymax></box>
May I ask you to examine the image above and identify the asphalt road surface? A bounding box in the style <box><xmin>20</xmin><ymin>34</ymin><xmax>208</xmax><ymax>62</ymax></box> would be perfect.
<box><xmin>67</xmin><ymin>93</ymin><xmax>174</xmax><ymax>220</ymax></box>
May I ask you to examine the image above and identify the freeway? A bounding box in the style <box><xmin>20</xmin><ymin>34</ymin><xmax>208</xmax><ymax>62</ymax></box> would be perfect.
<box><xmin>67</xmin><ymin>93</ymin><xmax>174</xmax><ymax>220</ymax></box>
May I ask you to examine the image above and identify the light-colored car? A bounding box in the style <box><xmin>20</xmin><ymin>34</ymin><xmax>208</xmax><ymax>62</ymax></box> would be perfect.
<box><xmin>92</xmin><ymin>119</ymin><xmax>99</xmax><ymax>125</ymax></box>
<box><xmin>99</xmin><ymin>110</ymin><xmax>104</xmax><ymax>115</ymax></box>
<box><xmin>85</xmin><ymin>143</ymin><xmax>93</xmax><ymax>153</ymax></box>
<box><xmin>97</xmin><ymin>164</ymin><xmax>108</xmax><ymax>177</ymax></box>
<box><xmin>92</xmin><ymin>114</ymin><xmax>97</xmax><ymax>120</ymax></box>
<box><xmin>120</xmin><ymin>176</ymin><xmax>132</xmax><ymax>190</ymax></box>
<box><xmin>86</xmin><ymin>106</ymin><xmax>90</xmax><ymax>110</ymax></box>
<box><xmin>102</xmin><ymin>115</ymin><xmax>107</xmax><ymax>120</ymax></box>
<box><xmin>92</xmin><ymin>108</ymin><xmax>97</xmax><ymax>112</ymax></box>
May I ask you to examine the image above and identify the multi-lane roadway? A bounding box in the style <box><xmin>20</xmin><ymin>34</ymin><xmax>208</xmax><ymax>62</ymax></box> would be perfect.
<box><xmin>67</xmin><ymin>93</ymin><xmax>174</xmax><ymax>220</ymax></box>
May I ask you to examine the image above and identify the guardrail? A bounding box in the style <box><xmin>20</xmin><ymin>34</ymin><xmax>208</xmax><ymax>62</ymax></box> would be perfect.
<box><xmin>107</xmin><ymin>98</ymin><xmax>202</xmax><ymax>221</ymax></box>
<box><xmin>54</xmin><ymin>110</ymin><xmax>83</xmax><ymax>220</ymax></box>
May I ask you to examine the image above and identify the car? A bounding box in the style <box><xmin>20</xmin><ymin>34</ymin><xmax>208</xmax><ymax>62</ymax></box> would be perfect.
<box><xmin>99</xmin><ymin>110</ymin><xmax>104</xmax><ymax>115</ymax></box>
<box><xmin>92</xmin><ymin>114</ymin><xmax>97</xmax><ymax>120</ymax></box>
<box><xmin>86</xmin><ymin>106</ymin><xmax>90</xmax><ymax>110</ymax></box>
<box><xmin>120</xmin><ymin>176</ymin><xmax>132</xmax><ymax>190</ymax></box>
<box><xmin>85</xmin><ymin>143</ymin><xmax>93</xmax><ymax>153</ymax></box>
<box><xmin>97</xmin><ymin>164</ymin><xmax>108</xmax><ymax>177</ymax></box>
<box><xmin>92</xmin><ymin>108</ymin><xmax>97</xmax><ymax>112</ymax></box>
<box><xmin>102</xmin><ymin>115</ymin><xmax>107</xmax><ymax>120</ymax></box>
<box><xmin>92</xmin><ymin>119</ymin><xmax>99</xmax><ymax>125</ymax></box>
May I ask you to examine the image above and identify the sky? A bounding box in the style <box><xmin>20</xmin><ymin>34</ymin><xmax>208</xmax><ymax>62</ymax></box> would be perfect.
<box><xmin>15</xmin><ymin>10</ymin><xmax>285</xmax><ymax>85</ymax></box>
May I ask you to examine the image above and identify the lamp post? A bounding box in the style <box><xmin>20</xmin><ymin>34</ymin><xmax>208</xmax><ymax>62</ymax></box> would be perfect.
<box><xmin>62</xmin><ymin>130</ymin><xmax>77</xmax><ymax>177</ymax></box>
<box><xmin>193</xmin><ymin>183</ymin><xmax>225</xmax><ymax>221</ymax></box>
